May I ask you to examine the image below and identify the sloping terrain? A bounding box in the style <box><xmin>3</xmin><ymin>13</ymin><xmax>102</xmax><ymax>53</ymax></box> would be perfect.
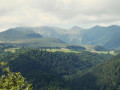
<box><xmin>34</xmin><ymin>25</ymin><xmax>120</xmax><ymax>49</ymax></box>
<box><xmin>70</xmin><ymin>53</ymin><xmax>120</xmax><ymax>90</ymax></box>
<box><xmin>0</xmin><ymin>27</ymin><xmax>66</xmax><ymax>48</ymax></box>
<box><xmin>0</xmin><ymin>27</ymin><xmax>42</xmax><ymax>40</ymax></box>
<box><xmin>33</xmin><ymin>25</ymin><xmax>120</xmax><ymax>49</ymax></box>
<box><xmin>0</xmin><ymin>49</ymin><xmax>113</xmax><ymax>90</ymax></box>
<box><xmin>1</xmin><ymin>25</ymin><xmax>120</xmax><ymax>49</ymax></box>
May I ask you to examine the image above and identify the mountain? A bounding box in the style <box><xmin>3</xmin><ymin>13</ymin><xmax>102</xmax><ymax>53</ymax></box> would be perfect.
<box><xmin>0</xmin><ymin>27</ymin><xmax>42</xmax><ymax>40</ymax></box>
<box><xmin>34</xmin><ymin>25</ymin><xmax>120</xmax><ymax>50</ymax></box>
<box><xmin>1</xmin><ymin>25</ymin><xmax>120</xmax><ymax>49</ymax></box>
<box><xmin>34</xmin><ymin>26</ymin><xmax>85</xmax><ymax>44</ymax></box>
<box><xmin>71</xmin><ymin>26</ymin><xmax>83</xmax><ymax>30</ymax></box>
<box><xmin>34</xmin><ymin>26</ymin><xmax>72</xmax><ymax>43</ymax></box>
<box><xmin>81</xmin><ymin>25</ymin><xmax>120</xmax><ymax>49</ymax></box>
<box><xmin>0</xmin><ymin>27</ymin><xmax>66</xmax><ymax>48</ymax></box>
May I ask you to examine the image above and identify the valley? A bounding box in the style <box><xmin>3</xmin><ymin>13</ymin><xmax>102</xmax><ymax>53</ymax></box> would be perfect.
<box><xmin>1</xmin><ymin>0</ymin><xmax>120</xmax><ymax>89</ymax></box>
<box><xmin>0</xmin><ymin>25</ymin><xmax>120</xmax><ymax>90</ymax></box>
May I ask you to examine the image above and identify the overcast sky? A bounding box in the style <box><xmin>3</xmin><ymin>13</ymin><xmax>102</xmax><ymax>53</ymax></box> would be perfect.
<box><xmin>0</xmin><ymin>0</ymin><xmax>120</xmax><ymax>31</ymax></box>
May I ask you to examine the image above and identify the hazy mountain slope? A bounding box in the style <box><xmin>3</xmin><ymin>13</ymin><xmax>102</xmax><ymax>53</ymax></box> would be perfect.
<box><xmin>11</xmin><ymin>38</ymin><xmax>66</xmax><ymax>48</ymax></box>
<box><xmin>1</xmin><ymin>25</ymin><xmax>120</xmax><ymax>49</ymax></box>
<box><xmin>34</xmin><ymin>26</ymin><xmax>72</xmax><ymax>43</ymax></box>
<box><xmin>34</xmin><ymin>26</ymin><xmax>85</xmax><ymax>44</ymax></box>
<box><xmin>0</xmin><ymin>27</ymin><xmax>42</xmax><ymax>40</ymax></box>
<box><xmin>0</xmin><ymin>27</ymin><xmax>66</xmax><ymax>48</ymax></box>
<box><xmin>34</xmin><ymin>25</ymin><xmax>120</xmax><ymax>49</ymax></box>
<box><xmin>81</xmin><ymin>25</ymin><xmax>120</xmax><ymax>49</ymax></box>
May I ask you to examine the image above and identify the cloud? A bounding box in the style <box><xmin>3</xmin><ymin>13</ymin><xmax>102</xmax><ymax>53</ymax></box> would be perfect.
<box><xmin>0</xmin><ymin>0</ymin><xmax>120</xmax><ymax>31</ymax></box>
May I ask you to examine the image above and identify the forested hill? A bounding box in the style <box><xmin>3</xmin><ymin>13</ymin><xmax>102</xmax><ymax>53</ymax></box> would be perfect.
<box><xmin>0</xmin><ymin>27</ymin><xmax>42</xmax><ymax>40</ymax></box>
<box><xmin>70</xmin><ymin>53</ymin><xmax>120</xmax><ymax>90</ymax></box>
<box><xmin>91</xmin><ymin>53</ymin><xmax>120</xmax><ymax>90</ymax></box>
<box><xmin>0</xmin><ymin>49</ymin><xmax>112</xmax><ymax>90</ymax></box>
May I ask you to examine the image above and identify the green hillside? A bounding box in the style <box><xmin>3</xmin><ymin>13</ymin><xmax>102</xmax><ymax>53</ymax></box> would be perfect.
<box><xmin>0</xmin><ymin>28</ymin><xmax>66</xmax><ymax>48</ymax></box>
<box><xmin>0</xmin><ymin>49</ymin><xmax>112</xmax><ymax>90</ymax></box>
<box><xmin>69</xmin><ymin>53</ymin><xmax>120</xmax><ymax>90</ymax></box>
<box><xmin>0</xmin><ymin>28</ymin><xmax>42</xmax><ymax>40</ymax></box>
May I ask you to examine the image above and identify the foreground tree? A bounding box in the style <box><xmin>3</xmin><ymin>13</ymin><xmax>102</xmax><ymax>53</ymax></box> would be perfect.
<box><xmin>0</xmin><ymin>62</ymin><xmax>32</xmax><ymax>90</ymax></box>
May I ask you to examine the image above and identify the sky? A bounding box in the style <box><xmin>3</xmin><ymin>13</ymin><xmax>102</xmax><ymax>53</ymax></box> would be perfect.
<box><xmin>0</xmin><ymin>0</ymin><xmax>120</xmax><ymax>31</ymax></box>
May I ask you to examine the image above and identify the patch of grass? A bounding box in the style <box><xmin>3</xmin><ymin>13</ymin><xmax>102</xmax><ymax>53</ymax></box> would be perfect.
<box><xmin>90</xmin><ymin>50</ymin><xmax>108</xmax><ymax>54</ymax></box>
<box><xmin>4</xmin><ymin>47</ymin><xmax>116</xmax><ymax>55</ymax></box>
<box><xmin>89</xmin><ymin>50</ymin><xmax>116</xmax><ymax>55</ymax></box>
<box><xmin>47</xmin><ymin>48</ymin><xmax>116</xmax><ymax>55</ymax></box>
<box><xmin>109</xmin><ymin>50</ymin><xmax>116</xmax><ymax>55</ymax></box>
<box><xmin>4</xmin><ymin>48</ymin><xmax>19</xmax><ymax>53</ymax></box>
<box><xmin>46</xmin><ymin>48</ymin><xmax>81</xmax><ymax>53</ymax></box>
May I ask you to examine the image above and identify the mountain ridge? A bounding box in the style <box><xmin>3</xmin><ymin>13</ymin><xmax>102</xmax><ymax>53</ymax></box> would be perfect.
<box><xmin>0</xmin><ymin>25</ymin><xmax>120</xmax><ymax>49</ymax></box>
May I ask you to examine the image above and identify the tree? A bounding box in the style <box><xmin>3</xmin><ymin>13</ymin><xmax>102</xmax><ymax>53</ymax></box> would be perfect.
<box><xmin>0</xmin><ymin>62</ymin><xmax>32</xmax><ymax>90</ymax></box>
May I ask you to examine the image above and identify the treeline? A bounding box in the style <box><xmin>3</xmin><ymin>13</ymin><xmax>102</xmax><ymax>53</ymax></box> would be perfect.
<box><xmin>66</xmin><ymin>45</ymin><xmax>86</xmax><ymax>51</ymax></box>
<box><xmin>0</xmin><ymin>48</ymin><xmax>113</xmax><ymax>90</ymax></box>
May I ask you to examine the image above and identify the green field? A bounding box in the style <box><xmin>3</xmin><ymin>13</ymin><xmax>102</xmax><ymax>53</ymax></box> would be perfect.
<box><xmin>4</xmin><ymin>48</ymin><xmax>19</xmax><ymax>53</ymax></box>
<box><xmin>5</xmin><ymin>47</ymin><xmax>117</xmax><ymax>55</ymax></box>
<box><xmin>89</xmin><ymin>50</ymin><xmax>116</xmax><ymax>55</ymax></box>
<box><xmin>46</xmin><ymin>48</ymin><xmax>81</xmax><ymax>53</ymax></box>
<box><xmin>43</xmin><ymin>48</ymin><xmax>117</xmax><ymax>55</ymax></box>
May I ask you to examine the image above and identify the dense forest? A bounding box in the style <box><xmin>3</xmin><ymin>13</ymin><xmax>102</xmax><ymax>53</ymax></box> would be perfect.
<box><xmin>70</xmin><ymin>54</ymin><xmax>120</xmax><ymax>90</ymax></box>
<box><xmin>0</xmin><ymin>48</ymin><xmax>115</xmax><ymax>90</ymax></box>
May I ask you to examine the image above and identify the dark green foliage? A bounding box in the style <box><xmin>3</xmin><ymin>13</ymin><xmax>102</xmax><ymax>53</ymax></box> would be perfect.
<box><xmin>94</xmin><ymin>46</ymin><xmax>107</xmax><ymax>51</ymax></box>
<box><xmin>0</xmin><ymin>49</ymin><xmax>14</xmax><ymax>63</ymax></box>
<box><xmin>69</xmin><ymin>53</ymin><xmax>120</xmax><ymax>90</ymax></box>
<box><xmin>66</xmin><ymin>45</ymin><xmax>86</xmax><ymax>51</ymax></box>
<box><xmin>92</xmin><ymin>55</ymin><xmax>120</xmax><ymax>90</ymax></box>
<box><xmin>0</xmin><ymin>43</ymin><xmax>15</xmax><ymax>50</ymax></box>
<box><xmin>0</xmin><ymin>62</ymin><xmax>32</xmax><ymax>90</ymax></box>
<box><xmin>7</xmin><ymin>49</ymin><xmax>111</xmax><ymax>74</ymax></box>
<box><xmin>0</xmin><ymin>49</ymin><xmax>112</xmax><ymax>90</ymax></box>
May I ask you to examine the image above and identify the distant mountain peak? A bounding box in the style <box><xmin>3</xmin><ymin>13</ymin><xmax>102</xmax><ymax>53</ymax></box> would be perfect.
<box><xmin>92</xmin><ymin>25</ymin><xmax>102</xmax><ymax>28</ymax></box>
<box><xmin>92</xmin><ymin>25</ymin><xmax>120</xmax><ymax>29</ymax></box>
<box><xmin>108</xmin><ymin>25</ymin><xmax>120</xmax><ymax>28</ymax></box>
<box><xmin>71</xmin><ymin>26</ymin><xmax>82</xmax><ymax>30</ymax></box>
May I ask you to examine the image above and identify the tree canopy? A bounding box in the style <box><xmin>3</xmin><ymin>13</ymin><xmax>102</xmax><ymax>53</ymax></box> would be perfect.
<box><xmin>0</xmin><ymin>62</ymin><xmax>32</xmax><ymax>90</ymax></box>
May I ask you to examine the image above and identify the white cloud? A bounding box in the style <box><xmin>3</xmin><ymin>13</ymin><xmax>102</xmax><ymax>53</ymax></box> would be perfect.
<box><xmin>0</xmin><ymin>0</ymin><xmax>120</xmax><ymax>31</ymax></box>
<box><xmin>57</xmin><ymin>0</ymin><xmax>71</xmax><ymax>4</ymax></box>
